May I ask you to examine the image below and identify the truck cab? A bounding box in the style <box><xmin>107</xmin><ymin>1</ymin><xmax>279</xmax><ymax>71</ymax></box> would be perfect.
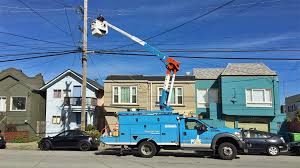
<box><xmin>100</xmin><ymin>111</ymin><xmax>245</xmax><ymax>160</ymax></box>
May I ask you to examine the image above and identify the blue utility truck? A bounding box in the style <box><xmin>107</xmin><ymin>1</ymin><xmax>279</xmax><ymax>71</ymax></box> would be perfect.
<box><xmin>101</xmin><ymin>111</ymin><xmax>245</xmax><ymax>160</ymax></box>
<box><xmin>91</xmin><ymin>16</ymin><xmax>245</xmax><ymax>160</ymax></box>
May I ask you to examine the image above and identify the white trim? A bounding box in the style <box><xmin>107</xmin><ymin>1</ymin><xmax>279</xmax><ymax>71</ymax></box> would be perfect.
<box><xmin>112</xmin><ymin>86</ymin><xmax>138</xmax><ymax>105</ymax></box>
<box><xmin>245</xmin><ymin>89</ymin><xmax>272</xmax><ymax>107</ymax></box>
<box><xmin>157</xmin><ymin>87</ymin><xmax>184</xmax><ymax>105</ymax></box>
<box><xmin>157</xmin><ymin>143</ymin><xmax>178</xmax><ymax>145</ymax></box>
<box><xmin>0</xmin><ymin>96</ymin><xmax>7</xmax><ymax>112</ymax></box>
<box><xmin>197</xmin><ymin>89</ymin><xmax>209</xmax><ymax>108</ymax></box>
<box><xmin>181</xmin><ymin>143</ymin><xmax>211</xmax><ymax>148</ymax></box>
<box><xmin>40</xmin><ymin>69</ymin><xmax>100</xmax><ymax>90</ymax></box>
<box><xmin>10</xmin><ymin>96</ymin><xmax>27</xmax><ymax>111</ymax></box>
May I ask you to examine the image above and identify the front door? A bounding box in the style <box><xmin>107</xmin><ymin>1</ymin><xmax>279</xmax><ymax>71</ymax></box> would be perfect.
<box><xmin>244</xmin><ymin>130</ymin><xmax>268</xmax><ymax>153</ymax></box>
<box><xmin>180</xmin><ymin>119</ymin><xmax>212</xmax><ymax>148</ymax></box>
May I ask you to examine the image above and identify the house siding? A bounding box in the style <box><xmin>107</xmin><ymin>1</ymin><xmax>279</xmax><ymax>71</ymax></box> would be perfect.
<box><xmin>44</xmin><ymin>73</ymin><xmax>101</xmax><ymax>136</ymax></box>
<box><xmin>104</xmin><ymin>79</ymin><xmax>195</xmax><ymax>116</ymax></box>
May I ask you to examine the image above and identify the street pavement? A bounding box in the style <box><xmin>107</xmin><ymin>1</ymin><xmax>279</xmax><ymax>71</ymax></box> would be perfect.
<box><xmin>0</xmin><ymin>149</ymin><xmax>299</xmax><ymax>168</ymax></box>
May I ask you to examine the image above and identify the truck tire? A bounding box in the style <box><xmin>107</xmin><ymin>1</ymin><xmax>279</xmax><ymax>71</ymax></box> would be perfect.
<box><xmin>138</xmin><ymin>141</ymin><xmax>157</xmax><ymax>158</ymax></box>
<box><xmin>218</xmin><ymin>142</ymin><xmax>237</xmax><ymax>160</ymax></box>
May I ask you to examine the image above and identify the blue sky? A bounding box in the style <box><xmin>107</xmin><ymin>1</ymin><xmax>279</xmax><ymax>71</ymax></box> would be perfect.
<box><xmin>0</xmin><ymin>0</ymin><xmax>299</xmax><ymax>103</ymax></box>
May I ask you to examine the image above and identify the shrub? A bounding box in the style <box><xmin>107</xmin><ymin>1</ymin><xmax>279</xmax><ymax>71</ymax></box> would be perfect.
<box><xmin>86</xmin><ymin>124</ymin><xmax>96</xmax><ymax>131</ymax></box>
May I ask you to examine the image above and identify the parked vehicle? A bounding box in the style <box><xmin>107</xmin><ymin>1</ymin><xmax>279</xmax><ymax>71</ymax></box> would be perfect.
<box><xmin>38</xmin><ymin>130</ymin><xmax>99</xmax><ymax>151</ymax></box>
<box><xmin>290</xmin><ymin>141</ymin><xmax>300</xmax><ymax>155</ymax></box>
<box><xmin>0</xmin><ymin>132</ymin><xmax>6</xmax><ymax>149</ymax></box>
<box><xmin>101</xmin><ymin>111</ymin><xmax>246</xmax><ymax>160</ymax></box>
<box><xmin>242</xmin><ymin>129</ymin><xmax>288</xmax><ymax>156</ymax></box>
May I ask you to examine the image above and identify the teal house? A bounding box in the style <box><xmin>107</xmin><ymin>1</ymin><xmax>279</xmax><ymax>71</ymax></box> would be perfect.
<box><xmin>193</xmin><ymin>63</ymin><xmax>286</xmax><ymax>133</ymax></box>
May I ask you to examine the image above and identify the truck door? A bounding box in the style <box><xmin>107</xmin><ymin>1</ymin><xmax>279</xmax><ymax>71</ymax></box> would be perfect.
<box><xmin>180</xmin><ymin>119</ymin><xmax>212</xmax><ymax>148</ymax></box>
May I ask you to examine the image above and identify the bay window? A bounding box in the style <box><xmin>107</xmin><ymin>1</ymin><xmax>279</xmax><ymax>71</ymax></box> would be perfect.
<box><xmin>246</xmin><ymin>89</ymin><xmax>272</xmax><ymax>107</ymax></box>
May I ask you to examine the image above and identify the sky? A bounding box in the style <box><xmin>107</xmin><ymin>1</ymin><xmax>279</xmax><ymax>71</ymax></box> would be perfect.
<box><xmin>0</xmin><ymin>0</ymin><xmax>300</xmax><ymax>104</ymax></box>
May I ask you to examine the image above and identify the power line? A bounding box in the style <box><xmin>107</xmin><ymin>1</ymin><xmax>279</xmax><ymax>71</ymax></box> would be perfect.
<box><xmin>0</xmin><ymin>31</ymin><xmax>74</xmax><ymax>47</ymax></box>
<box><xmin>98</xmin><ymin>48</ymin><xmax>300</xmax><ymax>53</ymax></box>
<box><xmin>108</xmin><ymin>0</ymin><xmax>237</xmax><ymax>51</ymax></box>
<box><xmin>0</xmin><ymin>41</ymin><xmax>74</xmax><ymax>51</ymax></box>
<box><xmin>0</xmin><ymin>50</ymin><xmax>79</xmax><ymax>63</ymax></box>
<box><xmin>91</xmin><ymin>51</ymin><xmax>300</xmax><ymax>61</ymax></box>
<box><xmin>0</xmin><ymin>50</ymin><xmax>79</xmax><ymax>57</ymax></box>
<box><xmin>16</xmin><ymin>0</ymin><xmax>70</xmax><ymax>35</ymax></box>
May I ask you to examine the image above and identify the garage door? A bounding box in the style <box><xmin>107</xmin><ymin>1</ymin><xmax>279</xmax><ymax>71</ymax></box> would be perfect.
<box><xmin>238</xmin><ymin>122</ymin><xmax>269</xmax><ymax>132</ymax></box>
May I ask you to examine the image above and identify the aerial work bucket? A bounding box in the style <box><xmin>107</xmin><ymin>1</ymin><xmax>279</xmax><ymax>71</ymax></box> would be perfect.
<box><xmin>91</xmin><ymin>16</ymin><xmax>108</xmax><ymax>37</ymax></box>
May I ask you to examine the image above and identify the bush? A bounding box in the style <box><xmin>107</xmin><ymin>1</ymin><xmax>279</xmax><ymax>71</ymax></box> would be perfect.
<box><xmin>86</xmin><ymin>124</ymin><xmax>96</xmax><ymax>131</ymax></box>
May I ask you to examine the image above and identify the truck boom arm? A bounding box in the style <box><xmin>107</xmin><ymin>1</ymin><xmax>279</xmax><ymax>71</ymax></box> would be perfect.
<box><xmin>91</xmin><ymin>16</ymin><xmax>180</xmax><ymax>111</ymax></box>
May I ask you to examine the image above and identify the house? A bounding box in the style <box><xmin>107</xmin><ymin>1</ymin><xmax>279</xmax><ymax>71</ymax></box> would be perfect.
<box><xmin>104</xmin><ymin>75</ymin><xmax>195</xmax><ymax>116</ymax></box>
<box><xmin>285</xmin><ymin>94</ymin><xmax>300</xmax><ymax>121</ymax></box>
<box><xmin>40</xmin><ymin>69</ymin><xmax>104</xmax><ymax>136</ymax></box>
<box><xmin>0</xmin><ymin>68</ymin><xmax>45</xmax><ymax>137</ymax></box>
<box><xmin>193</xmin><ymin>63</ymin><xmax>286</xmax><ymax>133</ymax></box>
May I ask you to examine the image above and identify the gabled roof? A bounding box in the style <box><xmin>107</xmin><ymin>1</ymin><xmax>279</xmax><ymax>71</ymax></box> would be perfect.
<box><xmin>40</xmin><ymin>69</ymin><xmax>103</xmax><ymax>91</ymax></box>
<box><xmin>193</xmin><ymin>68</ymin><xmax>224</xmax><ymax>79</ymax></box>
<box><xmin>0</xmin><ymin>68</ymin><xmax>44</xmax><ymax>90</ymax></box>
<box><xmin>221</xmin><ymin>63</ymin><xmax>277</xmax><ymax>76</ymax></box>
<box><xmin>105</xmin><ymin>75</ymin><xmax>195</xmax><ymax>81</ymax></box>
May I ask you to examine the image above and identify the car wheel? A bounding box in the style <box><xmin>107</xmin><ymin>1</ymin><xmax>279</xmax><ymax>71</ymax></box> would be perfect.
<box><xmin>138</xmin><ymin>141</ymin><xmax>157</xmax><ymax>158</ymax></box>
<box><xmin>267</xmin><ymin>145</ymin><xmax>279</xmax><ymax>156</ymax></box>
<box><xmin>79</xmin><ymin>142</ymin><xmax>91</xmax><ymax>151</ymax></box>
<box><xmin>40</xmin><ymin>141</ymin><xmax>51</xmax><ymax>151</ymax></box>
<box><xmin>218</xmin><ymin>142</ymin><xmax>237</xmax><ymax>160</ymax></box>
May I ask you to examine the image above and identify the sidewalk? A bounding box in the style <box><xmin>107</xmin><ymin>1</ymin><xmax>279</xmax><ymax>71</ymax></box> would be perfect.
<box><xmin>5</xmin><ymin>142</ymin><xmax>38</xmax><ymax>150</ymax></box>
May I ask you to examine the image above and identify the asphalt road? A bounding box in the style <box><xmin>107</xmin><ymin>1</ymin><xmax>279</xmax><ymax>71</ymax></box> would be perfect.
<box><xmin>0</xmin><ymin>149</ymin><xmax>299</xmax><ymax>168</ymax></box>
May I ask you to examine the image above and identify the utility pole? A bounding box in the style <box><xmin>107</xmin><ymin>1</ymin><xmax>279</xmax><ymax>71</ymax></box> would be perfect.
<box><xmin>81</xmin><ymin>0</ymin><xmax>88</xmax><ymax>131</ymax></box>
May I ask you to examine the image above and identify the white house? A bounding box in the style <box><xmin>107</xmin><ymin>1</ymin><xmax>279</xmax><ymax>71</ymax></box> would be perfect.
<box><xmin>40</xmin><ymin>69</ymin><xmax>104</xmax><ymax>136</ymax></box>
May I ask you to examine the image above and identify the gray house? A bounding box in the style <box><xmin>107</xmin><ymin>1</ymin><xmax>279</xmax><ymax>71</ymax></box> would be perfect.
<box><xmin>0</xmin><ymin>68</ymin><xmax>45</xmax><ymax>136</ymax></box>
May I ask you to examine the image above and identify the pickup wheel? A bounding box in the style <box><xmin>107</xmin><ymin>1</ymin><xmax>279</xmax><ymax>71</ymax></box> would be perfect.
<box><xmin>218</xmin><ymin>142</ymin><xmax>237</xmax><ymax>160</ymax></box>
<box><xmin>138</xmin><ymin>141</ymin><xmax>157</xmax><ymax>158</ymax></box>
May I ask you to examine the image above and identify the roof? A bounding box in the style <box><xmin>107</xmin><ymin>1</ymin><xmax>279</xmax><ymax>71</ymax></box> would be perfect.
<box><xmin>193</xmin><ymin>68</ymin><xmax>224</xmax><ymax>79</ymax></box>
<box><xmin>222</xmin><ymin>63</ymin><xmax>277</xmax><ymax>76</ymax></box>
<box><xmin>105</xmin><ymin>75</ymin><xmax>195</xmax><ymax>81</ymax></box>
<box><xmin>40</xmin><ymin>69</ymin><xmax>103</xmax><ymax>90</ymax></box>
<box><xmin>0</xmin><ymin>68</ymin><xmax>44</xmax><ymax>90</ymax></box>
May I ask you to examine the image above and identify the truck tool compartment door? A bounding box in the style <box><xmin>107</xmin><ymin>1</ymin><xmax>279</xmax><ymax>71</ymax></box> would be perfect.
<box><xmin>180</xmin><ymin>119</ymin><xmax>212</xmax><ymax>148</ymax></box>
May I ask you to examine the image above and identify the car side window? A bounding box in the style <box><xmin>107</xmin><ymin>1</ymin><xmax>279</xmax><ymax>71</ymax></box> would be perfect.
<box><xmin>185</xmin><ymin>120</ymin><xmax>204</xmax><ymax>130</ymax></box>
<box><xmin>250</xmin><ymin>131</ymin><xmax>269</xmax><ymax>138</ymax></box>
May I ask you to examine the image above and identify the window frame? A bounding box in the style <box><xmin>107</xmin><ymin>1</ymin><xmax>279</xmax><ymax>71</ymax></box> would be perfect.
<box><xmin>157</xmin><ymin>87</ymin><xmax>184</xmax><ymax>105</ymax></box>
<box><xmin>10</xmin><ymin>96</ymin><xmax>27</xmax><ymax>111</ymax></box>
<box><xmin>245</xmin><ymin>89</ymin><xmax>272</xmax><ymax>107</ymax></box>
<box><xmin>53</xmin><ymin>89</ymin><xmax>62</xmax><ymax>98</ymax></box>
<box><xmin>197</xmin><ymin>89</ymin><xmax>209</xmax><ymax>108</ymax></box>
<box><xmin>52</xmin><ymin>116</ymin><xmax>61</xmax><ymax>124</ymax></box>
<box><xmin>0</xmin><ymin>96</ymin><xmax>7</xmax><ymax>112</ymax></box>
<box><xmin>112</xmin><ymin>86</ymin><xmax>138</xmax><ymax>105</ymax></box>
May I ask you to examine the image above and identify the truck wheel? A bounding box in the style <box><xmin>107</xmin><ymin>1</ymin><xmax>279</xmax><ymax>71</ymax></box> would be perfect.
<box><xmin>218</xmin><ymin>142</ymin><xmax>237</xmax><ymax>160</ymax></box>
<box><xmin>267</xmin><ymin>145</ymin><xmax>279</xmax><ymax>156</ymax></box>
<box><xmin>138</xmin><ymin>141</ymin><xmax>157</xmax><ymax>158</ymax></box>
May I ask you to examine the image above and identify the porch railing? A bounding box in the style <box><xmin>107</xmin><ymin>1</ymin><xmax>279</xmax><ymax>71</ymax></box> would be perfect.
<box><xmin>64</xmin><ymin>97</ymin><xmax>97</xmax><ymax>106</ymax></box>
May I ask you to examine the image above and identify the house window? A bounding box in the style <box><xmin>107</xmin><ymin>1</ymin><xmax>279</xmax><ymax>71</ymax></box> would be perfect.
<box><xmin>10</xmin><ymin>97</ymin><xmax>26</xmax><ymax>111</ymax></box>
<box><xmin>53</xmin><ymin>89</ymin><xmax>62</xmax><ymax>98</ymax></box>
<box><xmin>158</xmin><ymin>87</ymin><xmax>183</xmax><ymax>105</ymax></box>
<box><xmin>197</xmin><ymin>89</ymin><xmax>208</xmax><ymax>108</ymax></box>
<box><xmin>113</xmin><ymin>86</ymin><xmax>137</xmax><ymax>104</ymax></box>
<box><xmin>246</xmin><ymin>89</ymin><xmax>272</xmax><ymax>107</ymax></box>
<box><xmin>197</xmin><ymin>89</ymin><xmax>218</xmax><ymax>108</ymax></box>
<box><xmin>0</xmin><ymin>97</ymin><xmax>6</xmax><ymax>112</ymax></box>
<box><xmin>52</xmin><ymin>116</ymin><xmax>61</xmax><ymax>124</ymax></box>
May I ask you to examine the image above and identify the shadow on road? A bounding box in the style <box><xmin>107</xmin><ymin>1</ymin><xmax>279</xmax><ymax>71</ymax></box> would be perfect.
<box><xmin>94</xmin><ymin>148</ymin><xmax>217</xmax><ymax>159</ymax></box>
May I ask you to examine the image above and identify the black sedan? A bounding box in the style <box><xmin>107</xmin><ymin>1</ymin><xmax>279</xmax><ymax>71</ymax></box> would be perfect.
<box><xmin>38</xmin><ymin>130</ymin><xmax>99</xmax><ymax>151</ymax></box>
<box><xmin>0</xmin><ymin>134</ymin><xmax>6</xmax><ymax>149</ymax></box>
<box><xmin>242</xmin><ymin>130</ymin><xmax>288</xmax><ymax>156</ymax></box>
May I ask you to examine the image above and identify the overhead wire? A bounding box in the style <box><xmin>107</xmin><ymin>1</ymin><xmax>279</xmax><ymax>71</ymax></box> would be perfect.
<box><xmin>107</xmin><ymin>0</ymin><xmax>237</xmax><ymax>51</ymax></box>
<box><xmin>0</xmin><ymin>31</ymin><xmax>74</xmax><ymax>47</ymax></box>
<box><xmin>16</xmin><ymin>0</ymin><xmax>70</xmax><ymax>35</ymax></box>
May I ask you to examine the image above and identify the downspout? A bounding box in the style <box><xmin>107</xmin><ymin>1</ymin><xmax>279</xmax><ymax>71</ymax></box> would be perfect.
<box><xmin>272</xmin><ymin>77</ymin><xmax>276</xmax><ymax>116</ymax></box>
